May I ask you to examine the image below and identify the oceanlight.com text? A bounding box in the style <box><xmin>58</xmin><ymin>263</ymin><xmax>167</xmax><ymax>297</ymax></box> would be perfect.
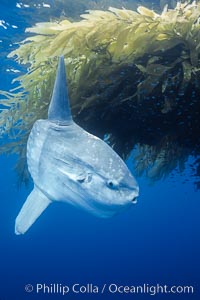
<box><xmin>24</xmin><ymin>282</ymin><xmax>195</xmax><ymax>296</ymax></box>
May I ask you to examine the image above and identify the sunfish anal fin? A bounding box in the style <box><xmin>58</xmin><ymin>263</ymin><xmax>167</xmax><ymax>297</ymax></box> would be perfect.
<box><xmin>15</xmin><ymin>186</ymin><xmax>51</xmax><ymax>235</ymax></box>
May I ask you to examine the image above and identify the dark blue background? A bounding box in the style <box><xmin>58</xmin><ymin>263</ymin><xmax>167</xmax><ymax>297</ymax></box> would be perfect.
<box><xmin>0</xmin><ymin>154</ymin><xmax>199</xmax><ymax>300</ymax></box>
<box><xmin>0</xmin><ymin>1</ymin><xmax>199</xmax><ymax>299</ymax></box>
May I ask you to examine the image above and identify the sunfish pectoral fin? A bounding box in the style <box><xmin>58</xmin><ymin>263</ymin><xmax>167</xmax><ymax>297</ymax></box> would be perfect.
<box><xmin>15</xmin><ymin>186</ymin><xmax>51</xmax><ymax>235</ymax></box>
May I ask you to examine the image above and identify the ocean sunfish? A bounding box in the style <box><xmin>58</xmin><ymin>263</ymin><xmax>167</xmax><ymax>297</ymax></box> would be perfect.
<box><xmin>15</xmin><ymin>56</ymin><xmax>139</xmax><ymax>235</ymax></box>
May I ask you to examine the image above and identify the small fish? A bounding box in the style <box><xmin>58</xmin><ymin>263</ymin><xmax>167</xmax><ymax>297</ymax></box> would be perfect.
<box><xmin>15</xmin><ymin>56</ymin><xmax>139</xmax><ymax>235</ymax></box>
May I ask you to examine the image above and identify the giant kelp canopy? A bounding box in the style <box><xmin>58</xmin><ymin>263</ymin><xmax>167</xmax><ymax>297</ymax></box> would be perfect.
<box><xmin>0</xmin><ymin>1</ymin><xmax>200</xmax><ymax>187</ymax></box>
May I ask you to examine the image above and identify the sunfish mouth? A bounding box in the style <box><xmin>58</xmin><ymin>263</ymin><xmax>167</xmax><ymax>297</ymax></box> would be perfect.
<box><xmin>132</xmin><ymin>197</ymin><xmax>138</xmax><ymax>204</ymax></box>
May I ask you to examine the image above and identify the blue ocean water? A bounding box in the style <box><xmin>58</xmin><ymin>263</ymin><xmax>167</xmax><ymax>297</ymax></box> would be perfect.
<box><xmin>0</xmin><ymin>1</ymin><xmax>200</xmax><ymax>300</ymax></box>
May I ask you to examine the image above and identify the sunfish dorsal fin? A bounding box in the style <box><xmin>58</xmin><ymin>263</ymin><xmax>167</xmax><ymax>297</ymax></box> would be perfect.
<box><xmin>48</xmin><ymin>56</ymin><xmax>73</xmax><ymax>125</ymax></box>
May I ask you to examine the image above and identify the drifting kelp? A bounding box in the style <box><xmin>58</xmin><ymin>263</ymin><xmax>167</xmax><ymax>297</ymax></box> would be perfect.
<box><xmin>0</xmin><ymin>1</ymin><xmax>200</xmax><ymax>186</ymax></box>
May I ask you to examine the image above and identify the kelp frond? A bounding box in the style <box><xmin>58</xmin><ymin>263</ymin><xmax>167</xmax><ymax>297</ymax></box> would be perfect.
<box><xmin>0</xmin><ymin>2</ymin><xmax>200</xmax><ymax>184</ymax></box>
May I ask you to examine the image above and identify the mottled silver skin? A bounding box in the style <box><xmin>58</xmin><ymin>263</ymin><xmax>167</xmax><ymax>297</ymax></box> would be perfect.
<box><xmin>15</xmin><ymin>56</ymin><xmax>139</xmax><ymax>235</ymax></box>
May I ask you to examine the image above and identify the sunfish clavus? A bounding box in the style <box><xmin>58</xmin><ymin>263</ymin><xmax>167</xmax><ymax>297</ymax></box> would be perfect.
<box><xmin>15</xmin><ymin>56</ymin><xmax>139</xmax><ymax>235</ymax></box>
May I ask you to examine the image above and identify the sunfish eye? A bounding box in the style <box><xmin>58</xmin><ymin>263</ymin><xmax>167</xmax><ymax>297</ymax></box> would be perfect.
<box><xmin>107</xmin><ymin>180</ymin><xmax>117</xmax><ymax>189</ymax></box>
<box><xmin>108</xmin><ymin>181</ymin><xmax>114</xmax><ymax>187</ymax></box>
